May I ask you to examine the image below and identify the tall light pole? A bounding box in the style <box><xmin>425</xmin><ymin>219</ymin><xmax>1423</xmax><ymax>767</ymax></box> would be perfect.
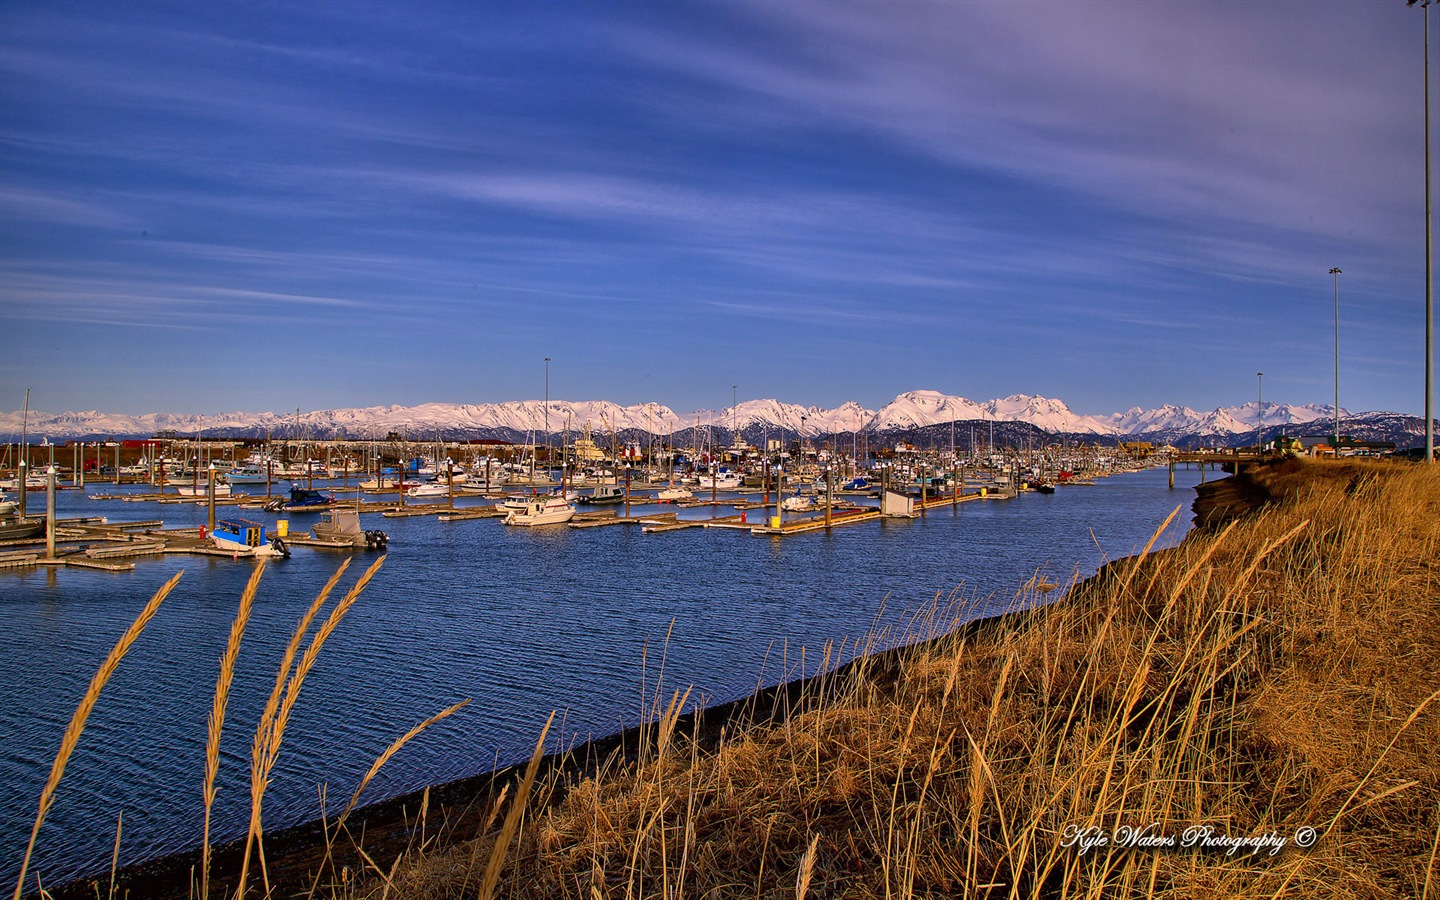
<box><xmin>1416</xmin><ymin>0</ymin><xmax>1436</xmax><ymax>462</ymax></box>
<box><xmin>1257</xmin><ymin>372</ymin><xmax>1264</xmax><ymax>456</ymax></box>
<box><xmin>1331</xmin><ymin>267</ymin><xmax>1342</xmax><ymax>448</ymax></box>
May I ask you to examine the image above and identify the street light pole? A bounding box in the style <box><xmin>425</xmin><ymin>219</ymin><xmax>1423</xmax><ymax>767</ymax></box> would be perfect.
<box><xmin>1257</xmin><ymin>372</ymin><xmax>1264</xmax><ymax>457</ymax></box>
<box><xmin>544</xmin><ymin>357</ymin><xmax>550</xmax><ymax>471</ymax></box>
<box><xmin>1417</xmin><ymin>0</ymin><xmax>1436</xmax><ymax>462</ymax></box>
<box><xmin>1331</xmin><ymin>267</ymin><xmax>1342</xmax><ymax>448</ymax></box>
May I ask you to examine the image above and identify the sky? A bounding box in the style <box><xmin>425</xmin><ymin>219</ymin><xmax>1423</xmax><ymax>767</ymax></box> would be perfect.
<box><xmin>0</xmin><ymin>0</ymin><xmax>1435</xmax><ymax>419</ymax></box>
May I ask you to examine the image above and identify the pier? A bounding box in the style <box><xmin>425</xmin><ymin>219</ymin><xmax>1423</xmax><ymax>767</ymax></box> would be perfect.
<box><xmin>0</xmin><ymin>458</ymin><xmax>1140</xmax><ymax>573</ymax></box>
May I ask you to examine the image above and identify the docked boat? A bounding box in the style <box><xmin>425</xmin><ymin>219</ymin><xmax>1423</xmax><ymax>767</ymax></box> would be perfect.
<box><xmin>210</xmin><ymin>517</ymin><xmax>289</xmax><ymax>557</ymax></box>
<box><xmin>502</xmin><ymin>495</ymin><xmax>576</xmax><ymax>526</ymax></box>
<box><xmin>311</xmin><ymin>508</ymin><xmax>388</xmax><ymax>549</ymax></box>
<box><xmin>173</xmin><ymin>482</ymin><xmax>234</xmax><ymax>498</ymax></box>
<box><xmin>579</xmin><ymin>485</ymin><xmax>626</xmax><ymax>505</ymax></box>
<box><xmin>0</xmin><ymin>515</ymin><xmax>44</xmax><ymax>541</ymax></box>
<box><xmin>359</xmin><ymin>475</ymin><xmax>418</xmax><ymax>490</ymax></box>
<box><xmin>227</xmin><ymin>464</ymin><xmax>277</xmax><ymax>485</ymax></box>
<box><xmin>264</xmin><ymin>487</ymin><xmax>335</xmax><ymax>512</ymax></box>
<box><xmin>0</xmin><ymin>492</ymin><xmax>14</xmax><ymax>517</ymax></box>
<box><xmin>406</xmin><ymin>483</ymin><xmax>449</xmax><ymax>499</ymax></box>
<box><xmin>697</xmin><ymin>471</ymin><xmax>743</xmax><ymax>490</ymax></box>
<box><xmin>781</xmin><ymin>494</ymin><xmax>815</xmax><ymax>512</ymax></box>
<box><xmin>655</xmin><ymin>486</ymin><xmax>694</xmax><ymax>502</ymax></box>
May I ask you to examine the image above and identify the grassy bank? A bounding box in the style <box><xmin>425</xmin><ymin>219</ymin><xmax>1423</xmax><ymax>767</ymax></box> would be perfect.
<box><xmin>355</xmin><ymin>459</ymin><xmax>1439</xmax><ymax>899</ymax></box>
<box><xmin>26</xmin><ymin>459</ymin><xmax>1440</xmax><ymax>899</ymax></box>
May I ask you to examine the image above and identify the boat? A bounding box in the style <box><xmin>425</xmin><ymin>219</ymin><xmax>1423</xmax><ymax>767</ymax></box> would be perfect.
<box><xmin>227</xmin><ymin>464</ymin><xmax>278</xmax><ymax>485</ymax></box>
<box><xmin>406</xmin><ymin>483</ymin><xmax>449</xmax><ymax>499</ymax></box>
<box><xmin>697</xmin><ymin>470</ymin><xmax>743</xmax><ymax>490</ymax></box>
<box><xmin>781</xmin><ymin>494</ymin><xmax>815</xmax><ymax>512</ymax></box>
<box><xmin>1026</xmin><ymin>480</ymin><xmax>1056</xmax><ymax>494</ymax></box>
<box><xmin>359</xmin><ymin>475</ymin><xmax>418</xmax><ymax>490</ymax></box>
<box><xmin>655</xmin><ymin>486</ymin><xmax>694</xmax><ymax>502</ymax></box>
<box><xmin>173</xmin><ymin>482</ymin><xmax>234</xmax><ymax>498</ymax></box>
<box><xmin>264</xmin><ymin>487</ymin><xmax>335</xmax><ymax>512</ymax></box>
<box><xmin>502</xmin><ymin>495</ymin><xmax>576</xmax><ymax>526</ymax></box>
<box><xmin>0</xmin><ymin>515</ymin><xmax>44</xmax><ymax>541</ymax></box>
<box><xmin>311</xmin><ymin>508</ymin><xmax>388</xmax><ymax>549</ymax></box>
<box><xmin>210</xmin><ymin>517</ymin><xmax>289</xmax><ymax>557</ymax></box>
<box><xmin>0</xmin><ymin>492</ymin><xmax>13</xmax><ymax>517</ymax></box>
<box><xmin>579</xmin><ymin>485</ymin><xmax>626</xmax><ymax>505</ymax></box>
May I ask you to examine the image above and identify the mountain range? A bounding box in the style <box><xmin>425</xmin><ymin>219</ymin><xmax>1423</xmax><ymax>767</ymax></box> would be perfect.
<box><xmin>1</xmin><ymin>390</ymin><xmax>1432</xmax><ymax>450</ymax></box>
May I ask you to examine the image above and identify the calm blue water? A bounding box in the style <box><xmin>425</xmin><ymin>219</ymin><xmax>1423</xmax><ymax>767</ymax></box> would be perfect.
<box><xmin>0</xmin><ymin>466</ymin><xmax>1210</xmax><ymax>885</ymax></box>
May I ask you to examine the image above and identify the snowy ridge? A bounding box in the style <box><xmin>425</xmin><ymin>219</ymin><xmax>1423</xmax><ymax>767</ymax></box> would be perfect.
<box><xmin>0</xmin><ymin>392</ymin><xmax>1380</xmax><ymax>442</ymax></box>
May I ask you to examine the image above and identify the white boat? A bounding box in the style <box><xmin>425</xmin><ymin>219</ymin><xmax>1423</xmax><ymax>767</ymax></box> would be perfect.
<box><xmin>656</xmin><ymin>487</ymin><xmax>694</xmax><ymax>502</ymax></box>
<box><xmin>360</xmin><ymin>475</ymin><xmax>418</xmax><ymax>490</ymax></box>
<box><xmin>227</xmin><ymin>464</ymin><xmax>278</xmax><ymax>485</ymax></box>
<box><xmin>496</xmin><ymin>492</ymin><xmax>543</xmax><ymax>514</ymax></box>
<box><xmin>0</xmin><ymin>492</ymin><xmax>14</xmax><ymax>517</ymax></box>
<box><xmin>174</xmin><ymin>482</ymin><xmax>234</xmax><ymax>498</ymax></box>
<box><xmin>698</xmin><ymin>474</ymin><xmax>742</xmax><ymax>490</ymax></box>
<box><xmin>781</xmin><ymin>494</ymin><xmax>815</xmax><ymax>512</ymax></box>
<box><xmin>502</xmin><ymin>495</ymin><xmax>576</xmax><ymax>526</ymax></box>
<box><xmin>406</xmin><ymin>483</ymin><xmax>449</xmax><ymax>499</ymax></box>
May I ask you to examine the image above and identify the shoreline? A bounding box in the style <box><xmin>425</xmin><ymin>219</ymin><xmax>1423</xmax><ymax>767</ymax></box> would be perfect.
<box><xmin>43</xmin><ymin>465</ymin><xmax>1247</xmax><ymax>900</ymax></box>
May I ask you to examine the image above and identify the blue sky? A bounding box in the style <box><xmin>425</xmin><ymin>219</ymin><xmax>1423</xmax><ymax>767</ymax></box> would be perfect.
<box><xmin>0</xmin><ymin>0</ymin><xmax>1433</xmax><ymax>418</ymax></box>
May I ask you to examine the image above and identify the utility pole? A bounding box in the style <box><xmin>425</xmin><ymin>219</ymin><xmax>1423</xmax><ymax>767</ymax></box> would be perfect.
<box><xmin>1417</xmin><ymin>0</ymin><xmax>1436</xmax><ymax>462</ymax></box>
<box><xmin>1257</xmin><ymin>372</ymin><xmax>1264</xmax><ymax>457</ymax></box>
<box><xmin>1331</xmin><ymin>267</ymin><xmax>1342</xmax><ymax>448</ymax></box>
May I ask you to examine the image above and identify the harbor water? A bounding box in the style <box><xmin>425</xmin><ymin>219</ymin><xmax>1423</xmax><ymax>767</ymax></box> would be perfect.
<box><xmin>0</xmin><ymin>466</ymin><xmax>1210</xmax><ymax>886</ymax></box>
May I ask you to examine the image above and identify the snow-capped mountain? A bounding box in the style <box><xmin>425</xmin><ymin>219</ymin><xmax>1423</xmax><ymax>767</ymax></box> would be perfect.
<box><xmin>0</xmin><ymin>392</ymin><xmax>1426</xmax><ymax>448</ymax></box>
<box><xmin>868</xmin><ymin>390</ymin><xmax>987</xmax><ymax>431</ymax></box>
<box><xmin>981</xmin><ymin>394</ymin><xmax>1114</xmax><ymax>434</ymax></box>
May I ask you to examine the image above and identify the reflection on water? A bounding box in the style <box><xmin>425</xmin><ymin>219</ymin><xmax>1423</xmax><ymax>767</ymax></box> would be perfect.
<box><xmin>0</xmin><ymin>466</ymin><xmax>1210</xmax><ymax>884</ymax></box>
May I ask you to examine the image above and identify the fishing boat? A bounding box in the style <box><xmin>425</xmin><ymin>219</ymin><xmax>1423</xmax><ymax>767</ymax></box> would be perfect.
<box><xmin>0</xmin><ymin>514</ymin><xmax>44</xmax><ymax>541</ymax></box>
<box><xmin>263</xmin><ymin>487</ymin><xmax>335</xmax><ymax>512</ymax></box>
<box><xmin>227</xmin><ymin>464</ymin><xmax>277</xmax><ymax>485</ymax></box>
<box><xmin>209</xmin><ymin>518</ymin><xmax>289</xmax><ymax>557</ymax></box>
<box><xmin>781</xmin><ymin>494</ymin><xmax>815</xmax><ymax>512</ymax></box>
<box><xmin>502</xmin><ymin>495</ymin><xmax>575</xmax><ymax>526</ymax></box>
<box><xmin>697</xmin><ymin>470</ymin><xmax>742</xmax><ymax>490</ymax></box>
<box><xmin>311</xmin><ymin>508</ymin><xmax>388</xmax><ymax>549</ymax></box>
<box><xmin>579</xmin><ymin>485</ymin><xmax>626</xmax><ymax>505</ymax></box>
<box><xmin>434</xmin><ymin>468</ymin><xmax>468</xmax><ymax>484</ymax></box>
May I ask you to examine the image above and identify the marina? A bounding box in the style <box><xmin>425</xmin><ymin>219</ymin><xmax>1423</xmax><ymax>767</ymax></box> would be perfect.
<box><xmin>0</xmin><ymin>464</ymin><xmax>1209</xmax><ymax>887</ymax></box>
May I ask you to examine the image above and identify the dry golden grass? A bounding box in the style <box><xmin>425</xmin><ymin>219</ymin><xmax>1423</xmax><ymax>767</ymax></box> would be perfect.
<box><xmin>18</xmin><ymin>460</ymin><xmax>1439</xmax><ymax>900</ymax></box>
<box><xmin>348</xmin><ymin>460</ymin><xmax>1440</xmax><ymax>900</ymax></box>
<box><xmin>11</xmin><ymin>571</ymin><xmax>180</xmax><ymax>900</ymax></box>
